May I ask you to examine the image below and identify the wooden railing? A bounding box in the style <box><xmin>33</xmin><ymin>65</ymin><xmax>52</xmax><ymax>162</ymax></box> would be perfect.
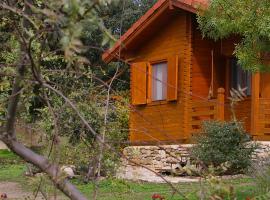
<box><xmin>258</xmin><ymin>98</ymin><xmax>270</xmax><ymax>136</ymax></box>
<box><xmin>190</xmin><ymin>88</ymin><xmax>225</xmax><ymax>134</ymax></box>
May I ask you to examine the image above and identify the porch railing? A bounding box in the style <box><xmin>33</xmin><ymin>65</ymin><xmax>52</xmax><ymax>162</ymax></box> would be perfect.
<box><xmin>190</xmin><ymin>88</ymin><xmax>225</xmax><ymax>134</ymax></box>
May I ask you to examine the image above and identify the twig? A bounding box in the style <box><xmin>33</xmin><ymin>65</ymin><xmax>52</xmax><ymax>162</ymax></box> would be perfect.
<box><xmin>0</xmin><ymin>3</ymin><xmax>38</xmax><ymax>30</ymax></box>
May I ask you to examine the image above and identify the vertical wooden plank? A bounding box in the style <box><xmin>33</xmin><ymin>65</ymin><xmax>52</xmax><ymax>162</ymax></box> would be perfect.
<box><xmin>225</xmin><ymin>59</ymin><xmax>230</xmax><ymax>98</ymax></box>
<box><xmin>217</xmin><ymin>88</ymin><xmax>225</xmax><ymax>121</ymax></box>
<box><xmin>251</xmin><ymin>73</ymin><xmax>260</xmax><ymax>136</ymax></box>
<box><xmin>131</xmin><ymin>62</ymin><xmax>147</xmax><ymax>105</ymax></box>
<box><xmin>147</xmin><ymin>62</ymin><xmax>152</xmax><ymax>103</ymax></box>
<box><xmin>167</xmin><ymin>55</ymin><xmax>179</xmax><ymax>101</ymax></box>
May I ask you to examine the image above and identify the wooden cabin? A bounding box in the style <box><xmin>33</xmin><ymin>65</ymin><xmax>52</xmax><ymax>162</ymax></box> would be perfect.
<box><xmin>103</xmin><ymin>0</ymin><xmax>270</xmax><ymax>144</ymax></box>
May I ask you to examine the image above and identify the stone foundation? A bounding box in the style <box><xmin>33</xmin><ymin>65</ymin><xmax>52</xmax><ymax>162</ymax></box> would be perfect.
<box><xmin>122</xmin><ymin>144</ymin><xmax>192</xmax><ymax>172</ymax></box>
<box><xmin>119</xmin><ymin>142</ymin><xmax>270</xmax><ymax>179</ymax></box>
<box><xmin>254</xmin><ymin>141</ymin><xmax>270</xmax><ymax>159</ymax></box>
<box><xmin>119</xmin><ymin>143</ymin><xmax>259</xmax><ymax>182</ymax></box>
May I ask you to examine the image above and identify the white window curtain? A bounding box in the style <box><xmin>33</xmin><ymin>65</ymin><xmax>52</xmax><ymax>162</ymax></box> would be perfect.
<box><xmin>152</xmin><ymin>62</ymin><xmax>168</xmax><ymax>101</ymax></box>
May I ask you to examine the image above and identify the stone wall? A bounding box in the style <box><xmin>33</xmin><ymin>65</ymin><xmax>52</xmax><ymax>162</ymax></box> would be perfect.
<box><xmin>122</xmin><ymin>142</ymin><xmax>270</xmax><ymax>173</ymax></box>
<box><xmin>122</xmin><ymin>144</ymin><xmax>192</xmax><ymax>172</ymax></box>
<box><xmin>254</xmin><ymin>141</ymin><xmax>270</xmax><ymax>159</ymax></box>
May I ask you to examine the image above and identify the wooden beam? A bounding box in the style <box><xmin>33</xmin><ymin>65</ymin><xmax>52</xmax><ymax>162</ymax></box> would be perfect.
<box><xmin>217</xmin><ymin>88</ymin><xmax>225</xmax><ymax>121</ymax></box>
<box><xmin>251</xmin><ymin>73</ymin><xmax>260</xmax><ymax>136</ymax></box>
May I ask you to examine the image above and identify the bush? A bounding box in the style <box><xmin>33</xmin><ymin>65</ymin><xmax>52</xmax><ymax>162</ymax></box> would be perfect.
<box><xmin>191</xmin><ymin>121</ymin><xmax>256</xmax><ymax>175</ymax></box>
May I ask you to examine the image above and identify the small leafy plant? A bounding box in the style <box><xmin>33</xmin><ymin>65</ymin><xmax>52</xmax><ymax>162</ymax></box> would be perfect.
<box><xmin>191</xmin><ymin>121</ymin><xmax>256</xmax><ymax>175</ymax></box>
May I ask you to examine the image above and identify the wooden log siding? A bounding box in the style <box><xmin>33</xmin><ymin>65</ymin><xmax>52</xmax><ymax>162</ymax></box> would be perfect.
<box><xmin>129</xmin><ymin>12</ymin><xmax>189</xmax><ymax>143</ymax></box>
<box><xmin>190</xmin><ymin>100</ymin><xmax>217</xmax><ymax>134</ymax></box>
<box><xmin>190</xmin><ymin>88</ymin><xmax>225</xmax><ymax>134</ymax></box>
<box><xmin>224</xmin><ymin>98</ymin><xmax>251</xmax><ymax>133</ymax></box>
<box><xmin>258</xmin><ymin>98</ymin><xmax>270</xmax><ymax>139</ymax></box>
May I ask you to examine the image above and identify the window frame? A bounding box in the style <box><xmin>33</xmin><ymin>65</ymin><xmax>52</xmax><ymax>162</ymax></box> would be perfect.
<box><xmin>147</xmin><ymin>59</ymin><xmax>168</xmax><ymax>105</ymax></box>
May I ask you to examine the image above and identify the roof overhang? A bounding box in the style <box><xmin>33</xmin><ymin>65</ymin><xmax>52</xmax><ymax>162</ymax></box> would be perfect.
<box><xmin>102</xmin><ymin>0</ymin><xmax>208</xmax><ymax>63</ymax></box>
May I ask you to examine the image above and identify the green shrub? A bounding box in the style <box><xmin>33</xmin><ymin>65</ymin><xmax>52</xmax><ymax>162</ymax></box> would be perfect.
<box><xmin>191</xmin><ymin>121</ymin><xmax>256</xmax><ymax>175</ymax></box>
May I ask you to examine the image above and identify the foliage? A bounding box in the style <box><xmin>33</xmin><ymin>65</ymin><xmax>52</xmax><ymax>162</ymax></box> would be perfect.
<box><xmin>0</xmin><ymin>0</ymin><xmax>153</xmax><ymax>140</ymax></box>
<box><xmin>37</xmin><ymin>90</ymin><xmax>129</xmax><ymax>176</ymax></box>
<box><xmin>253</xmin><ymin>192</ymin><xmax>270</xmax><ymax>200</ymax></box>
<box><xmin>199</xmin><ymin>176</ymin><xmax>237</xmax><ymax>200</ymax></box>
<box><xmin>0</xmin><ymin>3</ymin><xmax>148</xmax><ymax>195</ymax></box>
<box><xmin>191</xmin><ymin>121</ymin><xmax>256</xmax><ymax>174</ymax></box>
<box><xmin>81</xmin><ymin>0</ymin><xmax>157</xmax><ymax>90</ymax></box>
<box><xmin>0</xmin><ymin>0</ymin><xmax>133</xmax><ymax>197</ymax></box>
<box><xmin>197</xmin><ymin>0</ymin><xmax>270</xmax><ymax>72</ymax></box>
<box><xmin>0</xmin><ymin>0</ymin><xmax>154</xmax><ymax>132</ymax></box>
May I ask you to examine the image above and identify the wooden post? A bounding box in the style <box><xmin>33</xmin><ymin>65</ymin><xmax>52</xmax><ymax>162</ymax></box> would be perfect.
<box><xmin>217</xmin><ymin>88</ymin><xmax>225</xmax><ymax>121</ymax></box>
<box><xmin>251</xmin><ymin>73</ymin><xmax>260</xmax><ymax>136</ymax></box>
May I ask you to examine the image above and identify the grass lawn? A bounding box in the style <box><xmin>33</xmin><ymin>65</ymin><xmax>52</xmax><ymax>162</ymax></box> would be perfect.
<box><xmin>73</xmin><ymin>177</ymin><xmax>256</xmax><ymax>200</ymax></box>
<box><xmin>0</xmin><ymin>149</ymin><xmax>20</xmax><ymax>160</ymax></box>
<box><xmin>0</xmin><ymin>150</ymin><xmax>258</xmax><ymax>199</ymax></box>
<box><xmin>0</xmin><ymin>164</ymin><xmax>256</xmax><ymax>200</ymax></box>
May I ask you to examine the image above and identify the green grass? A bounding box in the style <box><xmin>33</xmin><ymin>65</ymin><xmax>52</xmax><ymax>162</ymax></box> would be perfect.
<box><xmin>72</xmin><ymin>177</ymin><xmax>256</xmax><ymax>200</ymax></box>
<box><xmin>0</xmin><ymin>161</ymin><xmax>258</xmax><ymax>200</ymax></box>
<box><xmin>0</xmin><ymin>149</ymin><xmax>22</xmax><ymax>164</ymax></box>
<box><xmin>0</xmin><ymin>149</ymin><xmax>18</xmax><ymax>159</ymax></box>
<box><xmin>0</xmin><ymin>164</ymin><xmax>26</xmax><ymax>182</ymax></box>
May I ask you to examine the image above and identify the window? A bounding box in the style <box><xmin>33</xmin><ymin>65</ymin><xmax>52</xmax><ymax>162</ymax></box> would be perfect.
<box><xmin>230</xmin><ymin>58</ymin><xmax>251</xmax><ymax>95</ymax></box>
<box><xmin>131</xmin><ymin>56</ymin><xmax>178</xmax><ymax>105</ymax></box>
<box><xmin>151</xmin><ymin>62</ymin><xmax>168</xmax><ymax>101</ymax></box>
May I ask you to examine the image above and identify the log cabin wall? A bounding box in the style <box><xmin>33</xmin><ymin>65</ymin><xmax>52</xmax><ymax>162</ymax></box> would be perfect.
<box><xmin>258</xmin><ymin>58</ymin><xmax>270</xmax><ymax>140</ymax></box>
<box><xmin>191</xmin><ymin>17</ymin><xmax>216</xmax><ymax>99</ymax></box>
<box><xmin>128</xmin><ymin>10</ymin><xmax>192</xmax><ymax>144</ymax></box>
<box><xmin>260</xmin><ymin>73</ymin><xmax>270</xmax><ymax>98</ymax></box>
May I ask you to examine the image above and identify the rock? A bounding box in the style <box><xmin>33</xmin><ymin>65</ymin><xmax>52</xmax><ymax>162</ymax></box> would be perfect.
<box><xmin>156</xmin><ymin>157</ymin><xmax>161</xmax><ymax>161</ymax></box>
<box><xmin>61</xmin><ymin>165</ymin><xmax>75</xmax><ymax>178</ymax></box>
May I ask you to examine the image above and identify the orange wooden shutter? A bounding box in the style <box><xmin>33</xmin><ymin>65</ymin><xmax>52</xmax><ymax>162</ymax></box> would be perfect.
<box><xmin>131</xmin><ymin>62</ymin><xmax>147</xmax><ymax>105</ymax></box>
<box><xmin>167</xmin><ymin>55</ymin><xmax>179</xmax><ymax>101</ymax></box>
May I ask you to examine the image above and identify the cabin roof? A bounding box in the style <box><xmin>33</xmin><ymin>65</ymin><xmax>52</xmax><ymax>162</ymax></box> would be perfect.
<box><xmin>102</xmin><ymin>0</ymin><xmax>208</xmax><ymax>63</ymax></box>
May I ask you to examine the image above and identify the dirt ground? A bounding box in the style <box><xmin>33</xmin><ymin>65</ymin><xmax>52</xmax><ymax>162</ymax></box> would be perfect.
<box><xmin>0</xmin><ymin>141</ymin><xmax>7</xmax><ymax>150</ymax></box>
<box><xmin>0</xmin><ymin>182</ymin><xmax>45</xmax><ymax>200</ymax></box>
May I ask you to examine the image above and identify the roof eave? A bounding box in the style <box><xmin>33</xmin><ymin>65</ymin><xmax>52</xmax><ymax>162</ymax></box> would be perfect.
<box><xmin>171</xmin><ymin>0</ymin><xmax>197</xmax><ymax>14</ymax></box>
<box><xmin>102</xmin><ymin>0</ymin><xmax>170</xmax><ymax>63</ymax></box>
